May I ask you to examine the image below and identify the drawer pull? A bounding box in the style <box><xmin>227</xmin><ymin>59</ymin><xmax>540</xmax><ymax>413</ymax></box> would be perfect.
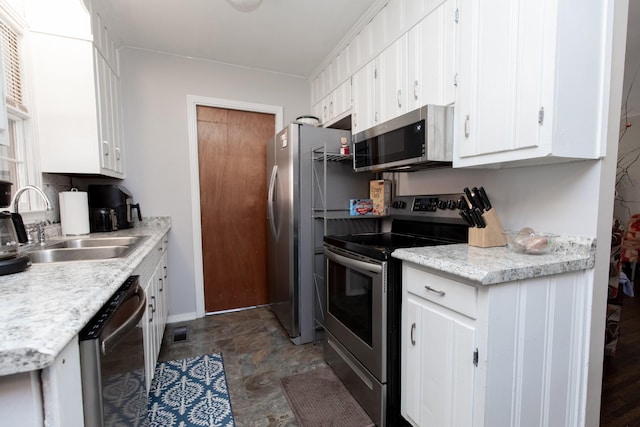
<box><xmin>425</xmin><ymin>285</ymin><xmax>446</xmax><ymax>296</ymax></box>
<box><xmin>410</xmin><ymin>323</ymin><xmax>416</xmax><ymax>345</ymax></box>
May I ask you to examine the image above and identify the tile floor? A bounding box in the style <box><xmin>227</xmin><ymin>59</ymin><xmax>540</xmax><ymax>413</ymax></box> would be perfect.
<box><xmin>158</xmin><ymin>307</ymin><xmax>327</xmax><ymax>427</ymax></box>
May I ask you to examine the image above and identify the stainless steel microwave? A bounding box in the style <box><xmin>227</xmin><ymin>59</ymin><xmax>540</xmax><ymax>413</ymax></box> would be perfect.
<box><xmin>352</xmin><ymin>104</ymin><xmax>453</xmax><ymax>173</ymax></box>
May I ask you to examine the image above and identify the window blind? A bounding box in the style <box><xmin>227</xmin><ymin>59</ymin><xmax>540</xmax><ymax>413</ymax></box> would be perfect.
<box><xmin>0</xmin><ymin>20</ymin><xmax>25</xmax><ymax>113</ymax></box>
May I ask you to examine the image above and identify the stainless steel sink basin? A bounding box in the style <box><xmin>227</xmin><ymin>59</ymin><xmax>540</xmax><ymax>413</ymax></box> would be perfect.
<box><xmin>45</xmin><ymin>236</ymin><xmax>141</xmax><ymax>249</ymax></box>
<box><xmin>28</xmin><ymin>246</ymin><xmax>130</xmax><ymax>263</ymax></box>
<box><xmin>27</xmin><ymin>236</ymin><xmax>147</xmax><ymax>263</ymax></box>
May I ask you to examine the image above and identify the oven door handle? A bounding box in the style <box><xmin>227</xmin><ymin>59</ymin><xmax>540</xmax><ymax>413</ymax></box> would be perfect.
<box><xmin>325</xmin><ymin>249</ymin><xmax>382</xmax><ymax>274</ymax></box>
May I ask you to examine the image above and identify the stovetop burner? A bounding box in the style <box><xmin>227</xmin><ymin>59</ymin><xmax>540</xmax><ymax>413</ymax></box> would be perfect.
<box><xmin>324</xmin><ymin>232</ymin><xmax>459</xmax><ymax>260</ymax></box>
<box><xmin>324</xmin><ymin>194</ymin><xmax>469</xmax><ymax>261</ymax></box>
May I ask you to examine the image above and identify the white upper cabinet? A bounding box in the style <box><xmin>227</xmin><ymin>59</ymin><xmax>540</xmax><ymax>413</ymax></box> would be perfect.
<box><xmin>314</xmin><ymin>79</ymin><xmax>352</xmax><ymax>127</ymax></box>
<box><xmin>351</xmin><ymin>0</ymin><xmax>456</xmax><ymax>135</ymax></box>
<box><xmin>377</xmin><ymin>36</ymin><xmax>407</xmax><ymax>124</ymax></box>
<box><xmin>454</xmin><ymin>0</ymin><xmax>614</xmax><ymax>167</ymax></box>
<box><xmin>352</xmin><ymin>60</ymin><xmax>376</xmax><ymax>133</ymax></box>
<box><xmin>407</xmin><ymin>0</ymin><xmax>457</xmax><ymax>111</ymax></box>
<box><xmin>26</xmin><ymin>0</ymin><xmax>125</xmax><ymax>178</ymax></box>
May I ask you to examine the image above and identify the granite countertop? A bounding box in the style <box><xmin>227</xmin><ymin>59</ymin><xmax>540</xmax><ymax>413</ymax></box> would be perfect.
<box><xmin>0</xmin><ymin>217</ymin><xmax>171</xmax><ymax>376</ymax></box>
<box><xmin>392</xmin><ymin>235</ymin><xmax>596</xmax><ymax>285</ymax></box>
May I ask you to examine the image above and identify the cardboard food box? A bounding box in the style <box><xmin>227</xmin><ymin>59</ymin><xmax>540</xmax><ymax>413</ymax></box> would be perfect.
<box><xmin>370</xmin><ymin>180</ymin><xmax>391</xmax><ymax>216</ymax></box>
<box><xmin>350</xmin><ymin>199</ymin><xmax>373</xmax><ymax>216</ymax></box>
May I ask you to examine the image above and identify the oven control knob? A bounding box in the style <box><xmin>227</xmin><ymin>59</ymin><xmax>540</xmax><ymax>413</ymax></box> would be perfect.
<box><xmin>437</xmin><ymin>200</ymin><xmax>446</xmax><ymax>209</ymax></box>
<box><xmin>447</xmin><ymin>200</ymin><xmax>457</xmax><ymax>210</ymax></box>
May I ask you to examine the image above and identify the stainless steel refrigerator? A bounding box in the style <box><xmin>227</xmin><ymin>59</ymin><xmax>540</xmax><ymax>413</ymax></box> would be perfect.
<box><xmin>266</xmin><ymin>123</ymin><xmax>351</xmax><ymax>345</ymax></box>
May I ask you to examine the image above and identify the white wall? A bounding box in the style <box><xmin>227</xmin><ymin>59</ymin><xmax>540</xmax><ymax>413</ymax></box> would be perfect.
<box><xmin>393</xmin><ymin>159</ymin><xmax>605</xmax><ymax>236</ymax></box>
<box><xmin>119</xmin><ymin>47</ymin><xmax>311</xmax><ymax>320</ymax></box>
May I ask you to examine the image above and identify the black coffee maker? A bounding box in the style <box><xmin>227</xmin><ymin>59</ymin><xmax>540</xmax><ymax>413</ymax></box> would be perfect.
<box><xmin>88</xmin><ymin>185</ymin><xmax>142</xmax><ymax>232</ymax></box>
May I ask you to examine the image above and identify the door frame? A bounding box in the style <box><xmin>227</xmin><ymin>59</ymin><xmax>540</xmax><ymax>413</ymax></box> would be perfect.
<box><xmin>187</xmin><ymin>95</ymin><xmax>284</xmax><ymax>318</ymax></box>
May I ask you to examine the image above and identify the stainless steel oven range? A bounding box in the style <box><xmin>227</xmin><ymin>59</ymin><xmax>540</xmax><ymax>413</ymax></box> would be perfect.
<box><xmin>323</xmin><ymin>194</ymin><xmax>468</xmax><ymax>426</ymax></box>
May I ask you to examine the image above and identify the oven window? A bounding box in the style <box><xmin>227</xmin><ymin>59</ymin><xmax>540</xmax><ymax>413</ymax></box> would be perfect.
<box><xmin>327</xmin><ymin>260</ymin><xmax>373</xmax><ymax>346</ymax></box>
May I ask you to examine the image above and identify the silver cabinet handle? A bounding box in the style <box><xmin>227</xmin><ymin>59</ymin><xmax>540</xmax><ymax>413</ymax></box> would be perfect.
<box><xmin>159</xmin><ymin>277</ymin><xmax>163</xmax><ymax>292</ymax></box>
<box><xmin>397</xmin><ymin>89</ymin><xmax>402</xmax><ymax>108</ymax></box>
<box><xmin>411</xmin><ymin>323</ymin><xmax>416</xmax><ymax>345</ymax></box>
<box><xmin>464</xmin><ymin>115</ymin><xmax>470</xmax><ymax>138</ymax></box>
<box><xmin>425</xmin><ymin>285</ymin><xmax>446</xmax><ymax>296</ymax></box>
<box><xmin>414</xmin><ymin>80</ymin><xmax>419</xmax><ymax>100</ymax></box>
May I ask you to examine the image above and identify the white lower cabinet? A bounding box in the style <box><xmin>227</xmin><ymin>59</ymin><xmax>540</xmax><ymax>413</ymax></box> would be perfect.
<box><xmin>136</xmin><ymin>234</ymin><xmax>169</xmax><ymax>392</ymax></box>
<box><xmin>0</xmin><ymin>336</ymin><xmax>84</xmax><ymax>427</ymax></box>
<box><xmin>401</xmin><ymin>263</ymin><xmax>593</xmax><ymax>427</ymax></box>
<box><xmin>402</xmin><ymin>264</ymin><xmax>476</xmax><ymax>427</ymax></box>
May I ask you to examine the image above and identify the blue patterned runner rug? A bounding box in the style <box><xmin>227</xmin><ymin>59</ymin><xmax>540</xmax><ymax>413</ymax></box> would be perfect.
<box><xmin>148</xmin><ymin>353</ymin><xmax>235</xmax><ymax>427</ymax></box>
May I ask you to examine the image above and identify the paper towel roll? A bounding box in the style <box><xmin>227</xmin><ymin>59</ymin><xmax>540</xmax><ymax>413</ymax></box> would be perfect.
<box><xmin>59</xmin><ymin>189</ymin><xmax>90</xmax><ymax>236</ymax></box>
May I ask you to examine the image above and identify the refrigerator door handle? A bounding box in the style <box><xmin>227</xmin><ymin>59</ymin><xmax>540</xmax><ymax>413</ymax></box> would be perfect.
<box><xmin>267</xmin><ymin>165</ymin><xmax>278</xmax><ymax>238</ymax></box>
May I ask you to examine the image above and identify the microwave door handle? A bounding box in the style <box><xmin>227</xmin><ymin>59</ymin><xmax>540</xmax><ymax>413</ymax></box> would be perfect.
<box><xmin>267</xmin><ymin>165</ymin><xmax>278</xmax><ymax>238</ymax></box>
<box><xmin>100</xmin><ymin>285</ymin><xmax>147</xmax><ymax>355</ymax></box>
<box><xmin>325</xmin><ymin>249</ymin><xmax>382</xmax><ymax>275</ymax></box>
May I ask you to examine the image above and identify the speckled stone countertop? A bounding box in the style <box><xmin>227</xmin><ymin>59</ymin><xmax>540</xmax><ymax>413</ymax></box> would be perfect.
<box><xmin>0</xmin><ymin>217</ymin><xmax>171</xmax><ymax>376</ymax></box>
<box><xmin>392</xmin><ymin>235</ymin><xmax>596</xmax><ymax>285</ymax></box>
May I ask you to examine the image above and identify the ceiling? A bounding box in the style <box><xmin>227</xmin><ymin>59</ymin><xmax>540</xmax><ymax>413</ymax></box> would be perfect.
<box><xmin>104</xmin><ymin>0</ymin><xmax>378</xmax><ymax>78</ymax></box>
<box><xmin>105</xmin><ymin>0</ymin><xmax>640</xmax><ymax>114</ymax></box>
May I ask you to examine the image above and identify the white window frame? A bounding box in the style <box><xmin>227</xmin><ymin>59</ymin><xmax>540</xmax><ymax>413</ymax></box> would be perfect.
<box><xmin>0</xmin><ymin>1</ymin><xmax>44</xmax><ymax>216</ymax></box>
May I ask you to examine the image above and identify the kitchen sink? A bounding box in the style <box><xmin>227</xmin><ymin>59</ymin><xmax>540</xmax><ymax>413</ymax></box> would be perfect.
<box><xmin>27</xmin><ymin>236</ymin><xmax>147</xmax><ymax>263</ymax></box>
<box><xmin>28</xmin><ymin>246</ymin><xmax>130</xmax><ymax>263</ymax></box>
<box><xmin>45</xmin><ymin>236</ymin><xmax>141</xmax><ymax>249</ymax></box>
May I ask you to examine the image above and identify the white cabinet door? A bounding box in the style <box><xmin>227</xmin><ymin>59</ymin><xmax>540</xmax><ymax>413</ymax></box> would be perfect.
<box><xmin>378</xmin><ymin>36</ymin><xmax>407</xmax><ymax>124</ymax></box>
<box><xmin>418</xmin><ymin>299</ymin><xmax>475</xmax><ymax>427</ymax></box>
<box><xmin>153</xmin><ymin>260</ymin><xmax>165</xmax><ymax>351</ymax></box>
<box><xmin>402</xmin><ymin>265</ymin><xmax>476</xmax><ymax>427</ymax></box>
<box><xmin>28</xmin><ymin>0</ymin><xmax>125</xmax><ymax>178</ymax></box>
<box><xmin>454</xmin><ymin>0</ymin><xmax>610</xmax><ymax>167</ymax></box>
<box><xmin>407</xmin><ymin>0</ymin><xmax>457</xmax><ymax>111</ymax></box>
<box><xmin>402</xmin><ymin>295</ymin><xmax>476</xmax><ymax>427</ymax></box>
<box><xmin>321</xmin><ymin>80</ymin><xmax>352</xmax><ymax>127</ymax></box>
<box><xmin>402</xmin><ymin>297</ymin><xmax>423</xmax><ymax>426</ymax></box>
<box><xmin>138</xmin><ymin>235</ymin><xmax>169</xmax><ymax>393</ymax></box>
<box><xmin>352</xmin><ymin>60</ymin><xmax>375</xmax><ymax>134</ymax></box>
<box><xmin>455</xmin><ymin>0</ymin><xmax>544</xmax><ymax>160</ymax></box>
<box><xmin>160</xmin><ymin>240</ymin><xmax>169</xmax><ymax>328</ymax></box>
<box><xmin>142</xmin><ymin>272</ymin><xmax>156</xmax><ymax>392</ymax></box>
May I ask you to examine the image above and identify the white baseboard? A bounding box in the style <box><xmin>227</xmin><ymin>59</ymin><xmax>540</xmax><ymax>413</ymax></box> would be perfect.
<box><xmin>167</xmin><ymin>312</ymin><xmax>198</xmax><ymax>324</ymax></box>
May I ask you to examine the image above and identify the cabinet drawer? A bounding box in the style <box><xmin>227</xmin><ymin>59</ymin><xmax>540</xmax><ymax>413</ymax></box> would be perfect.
<box><xmin>404</xmin><ymin>265</ymin><xmax>477</xmax><ymax>319</ymax></box>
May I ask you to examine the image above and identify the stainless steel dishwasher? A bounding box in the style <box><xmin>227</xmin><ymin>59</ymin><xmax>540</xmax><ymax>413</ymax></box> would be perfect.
<box><xmin>79</xmin><ymin>275</ymin><xmax>148</xmax><ymax>427</ymax></box>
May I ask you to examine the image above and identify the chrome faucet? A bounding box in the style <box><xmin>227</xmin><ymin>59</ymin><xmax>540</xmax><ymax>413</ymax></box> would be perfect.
<box><xmin>12</xmin><ymin>185</ymin><xmax>54</xmax><ymax>245</ymax></box>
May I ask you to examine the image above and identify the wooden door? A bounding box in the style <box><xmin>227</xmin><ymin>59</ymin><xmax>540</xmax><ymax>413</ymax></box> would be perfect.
<box><xmin>197</xmin><ymin>106</ymin><xmax>275</xmax><ymax>312</ymax></box>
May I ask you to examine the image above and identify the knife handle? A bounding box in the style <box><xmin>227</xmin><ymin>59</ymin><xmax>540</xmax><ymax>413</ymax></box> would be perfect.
<box><xmin>478</xmin><ymin>187</ymin><xmax>492</xmax><ymax>211</ymax></box>
<box><xmin>459</xmin><ymin>210</ymin><xmax>475</xmax><ymax>227</ymax></box>
<box><xmin>463</xmin><ymin>187</ymin><xmax>477</xmax><ymax>210</ymax></box>
<box><xmin>472</xmin><ymin>208</ymin><xmax>486</xmax><ymax>228</ymax></box>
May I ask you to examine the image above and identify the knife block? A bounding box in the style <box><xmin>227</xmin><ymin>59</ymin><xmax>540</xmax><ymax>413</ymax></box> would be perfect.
<box><xmin>468</xmin><ymin>209</ymin><xmax>508</xmax><ymax>248</ymax></box>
